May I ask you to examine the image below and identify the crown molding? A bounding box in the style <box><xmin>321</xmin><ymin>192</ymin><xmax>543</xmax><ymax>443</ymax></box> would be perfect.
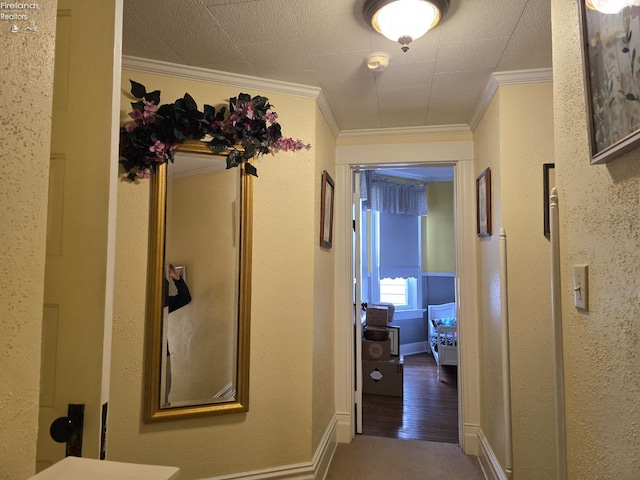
<box><xmin>469</xmin><ymin>67</ymin><xmax>553</xmax><ymax>131</ymax></box>
<box><xmin>121</xmin><ymin>55</ymin><xmax>341</xmax><ymax>138</ymax></box>
<box><xmin>122</xmin><ymin>56</ymin><xmax>551</xmax><ymax>139</ymax></box>
<box><xmin>316</xmin><ymin>90</ymin><xmax>340</xmax><ymax>138</ymax></box>
<box><xmin>338</xmin><ymin>124</ymin><xmax>471</xmax><ymax>140</ymax></box>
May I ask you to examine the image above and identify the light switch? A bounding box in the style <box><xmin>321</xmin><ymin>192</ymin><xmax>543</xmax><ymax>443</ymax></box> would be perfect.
<box><xmin>573</xmin><ymin>264</ymin><xmax>588</xmax><ymax>310</ymax></box>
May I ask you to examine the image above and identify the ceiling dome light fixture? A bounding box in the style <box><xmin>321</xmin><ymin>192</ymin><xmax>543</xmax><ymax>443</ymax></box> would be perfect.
<box><xmin>585</xmin><ymin>0</ymin><xmax>640</xmax><ymax>13</ymax></box>
<box><xmin>364</xmin><ymin>0</ymin><xmax>450</xmax><ymax>52</ymax></box>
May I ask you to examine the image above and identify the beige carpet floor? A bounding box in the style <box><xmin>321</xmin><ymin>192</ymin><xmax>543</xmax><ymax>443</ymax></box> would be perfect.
<box><xmin>325</xmin><ymin>435</ymin><xmax>485</xmax><ymax>480</ymax></box>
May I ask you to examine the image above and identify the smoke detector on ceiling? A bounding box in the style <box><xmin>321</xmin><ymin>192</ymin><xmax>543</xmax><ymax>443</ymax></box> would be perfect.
<box><xmin>366</xmin><ymin>52</ymin><xmax>390</xmax><ymax>72</ymax></box>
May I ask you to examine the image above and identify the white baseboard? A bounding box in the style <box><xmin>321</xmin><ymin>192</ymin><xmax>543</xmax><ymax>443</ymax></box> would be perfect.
<box><xmin>462</xmin><ymin>423</ymin><xmax>480</xmax><ymax>456</ymax></box>
<box><xmin>200</xmin><ymin>416</ymin><xmax>337</xmax><ymax>480</ymax></box>
<box><xmin>335</xmin><ymin>412</ymin><xmax>352</xmax><ymax>444</ymax></box>
<box><xmin>477</xmin><ymin>429</ymin><xmax>507</xmax><ymax>480</ymax></box>
<box><xmin>400</xmin><ymin>341</ymin><xmax>428</xmax><ymax>356</ymax></box>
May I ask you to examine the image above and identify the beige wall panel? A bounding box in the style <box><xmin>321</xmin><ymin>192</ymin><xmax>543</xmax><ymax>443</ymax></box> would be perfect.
<box><xmin>473</xmin><ymin>93</ymin><xmax>506</xmax><ymax>467</ymax></box>
<box><xmin>0</xmin><ymin>1</ymin><xmax>57</xmax><ymax>477</ymax></box>
<box><xmin>553</xmin><ymin>0</ymin><xmax>640</xmax><ymax>477</ymax></box>
<box><xmin>500</xmin><ymin>82</ymin><xmax>556</xmax><ymax>480</ymax></box>
<box><xmin>111</xmin><ymin>70</ymin><xmax>321</xmax><ymax>479</ymax></box>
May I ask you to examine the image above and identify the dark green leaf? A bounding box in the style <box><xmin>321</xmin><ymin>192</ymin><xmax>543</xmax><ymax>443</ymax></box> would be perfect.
<box><xmin>183</xmin><ymin>93</ymin><xmax>198</xmax><ymax>111</ymax></box>
<box><xmin>130</xmin><ymin>80</ymin><xmax>147</xmax><ymax>99</ymax></box>
<box><xmin>245</xmin><ymin>162</ymin><xmax>258</xmax><ymax>177</ymax></box>
<box><xmin>623</xmin><ymin>47</ymin><xmax>629</xmax><ymax>53</ymax></box>
<box><xmin>145</xmin><ymin>90</ymin><xmax>161</xmax><ymax>104</ymax></box>
<box><xmin>226</xmin><ymin>149</ymin><xmax>242</xmax><ymax>169</ymax></box>
<box><xmin>626</xmin><ymin>93</ymin><xmax>637</xmax><ymax>101</ymax></box>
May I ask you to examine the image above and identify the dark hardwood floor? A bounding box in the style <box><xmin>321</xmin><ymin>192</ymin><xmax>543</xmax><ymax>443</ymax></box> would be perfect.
<box><xmin>362</xmin><ymin>352</ymin><xmax>459</xmax><ymax>444</ymax></box>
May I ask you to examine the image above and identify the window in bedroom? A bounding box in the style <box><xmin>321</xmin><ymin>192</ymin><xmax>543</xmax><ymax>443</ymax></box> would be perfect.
<box><xmin>370</xmin><ymin>210</ymin><xmax>422</xmax><ymax>311</ymax></box>
<box><xmin>379</xmin><ymin>276</ymin><xmax>418</xmax><ymax>309</ymax></box>
<box><xmin>360</xmin><ymin>171</ymin><xmax>427</xmax><ymax>313</ymax></box>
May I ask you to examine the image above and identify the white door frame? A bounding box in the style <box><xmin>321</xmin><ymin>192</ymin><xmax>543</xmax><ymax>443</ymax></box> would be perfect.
<box><xmin>333</xmin><ymin>140</ymin><xmax>481</xmax><ymax>455</ymax></box>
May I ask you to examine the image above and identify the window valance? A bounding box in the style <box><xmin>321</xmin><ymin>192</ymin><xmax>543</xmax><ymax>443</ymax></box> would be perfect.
<box><xmin>360</xmin><ymin>171</ymin><xmax>427</xmax><ymax>216</ymax></box>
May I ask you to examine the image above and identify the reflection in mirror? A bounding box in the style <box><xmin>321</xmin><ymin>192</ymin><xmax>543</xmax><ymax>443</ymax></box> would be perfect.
<box><xmin>145</xmin><ymin>146</ymin><xmax>252</xmax><ymax>423</ymax></box>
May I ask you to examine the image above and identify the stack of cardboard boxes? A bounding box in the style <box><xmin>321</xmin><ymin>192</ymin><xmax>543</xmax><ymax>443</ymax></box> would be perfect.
<box><xmin>362</xmin><ymin>303</ymin><xmax>403</xmax><ymax>397</ymax></box>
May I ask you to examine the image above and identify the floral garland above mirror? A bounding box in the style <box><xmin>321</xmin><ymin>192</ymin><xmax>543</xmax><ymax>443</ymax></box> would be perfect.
<box><xmin>119</xmin><ymin>80</ymin><xmax>312</xmax><ymax>180</ymax></box>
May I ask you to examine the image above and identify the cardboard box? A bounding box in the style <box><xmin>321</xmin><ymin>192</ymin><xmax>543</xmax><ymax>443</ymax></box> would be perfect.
<box><xmin>362</xmin><ymin>357</ymin><xmax>404</xmax><ymax>397</ymax></box>
<box><xmin>363</xmin><ymin>325</ymin><xmax>388</xmax><ymax>341</ymax></box>
<box><xmin>362</xmin><ymin>338</ymin><xmax>391</xmax><ymax>361</ymax></box>
<box><xmin>365</xmin><ymin>303</ymin><xmax>395</xmax><ymax>326</ymax></box>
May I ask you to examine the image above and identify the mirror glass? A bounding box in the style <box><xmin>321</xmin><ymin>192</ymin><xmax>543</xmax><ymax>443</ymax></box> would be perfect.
<box><xmin>144</xmin><ymin>145</ymin><xmax>252</xmax><ymax>422</ymax></box>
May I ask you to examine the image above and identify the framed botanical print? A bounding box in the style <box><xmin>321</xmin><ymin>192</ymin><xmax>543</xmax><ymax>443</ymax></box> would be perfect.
<box><xmin>578</xmin><ymin>2</ymin><xmax>640</xmax><ymax>163</ymax></box>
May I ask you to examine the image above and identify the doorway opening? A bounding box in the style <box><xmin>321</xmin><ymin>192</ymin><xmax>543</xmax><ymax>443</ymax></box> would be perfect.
<box><xmin>354</xmin><ymin>165</ymin><xmax>459</xmax><ymax>444</ymax></box>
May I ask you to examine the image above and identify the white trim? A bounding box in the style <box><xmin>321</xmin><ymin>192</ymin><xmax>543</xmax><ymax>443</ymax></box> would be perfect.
<box><xmin>422</xmin><ymin>272</ymin><xmax>455</xmax><ymax>278</ymax></box>
<box><xmin>400</xmin><ymin>342</ymin><xmax>429</xmax><ymax>356</ymax></box>
<box><xmin>335</xmin><ymin>412</ymin><xmax>352</xmax><ymax>444</ymax></box>
<box><xmin>121</xmin><ymin>55</ymin><xmax>340</xmax><ymax>138</ymax></box>
<box><xmin>470</xmin><ymin>68</ymin><xmax>553</xmax><ymax>131</ymax></box>
<box><xmin>499</xmin><ymin>228</ymin><xmax>513</xmax><ymax>479</ymax></box>
<box><xmin>338</xmin><ymin>124</ymin><xmax>471</xmax><ymax>140</ymax></box>
<box><xmin>200</xmin><ymin>416</ymin><xmax>337</xmax><ymax>480</ymax></box>
<box><xmin>463</xmin><ymin>423</ymin><xmax>480</xmax><ymax>457</ymax></box>
<box><xmin>493</xmin><ymin>68</ymin><xmax>553</xmax><ymax>86</ymax></box>
<box><xmin>550</xmin><ymin>188</ymin><xmax>568</xmax><ymax>479</ymax></box>
<box><xmin>392</xmin><ymin>309</ymin><xmax>426</xmax><ymax>321</ymax></box>
<box><xmin>333</xmin><ymin>144</ymin><xmax>480</xmax><ymax>455</ymax></box>
<box><xmin>122</xmin><ymin>55</ymin><xmax>321</xmax><ymax>99</ymax></box>
<box><xmin>316</xmin><ymin>91</ymin><xmax>340</xmax><ymax>138</ymax></box>
<box><xmin>334</xmin><ymin>165</ymin><xmax>357</xmax><ymax>442</ymax></box>
<box><xmin>102</xmin><ymin>0</ymin><xmax>124</xmax><ymax>406</ymax></box>
<box><xmin>478</xmin><ymin>429</ymin><xmax>508</xmax><ymax>480</ymax></box>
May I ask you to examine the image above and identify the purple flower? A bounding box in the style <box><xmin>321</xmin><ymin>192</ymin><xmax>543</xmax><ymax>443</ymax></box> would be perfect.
<box><xmin>263</xmin><ymin>111</ymin><xmax>278</xmax><ymax>124</ymax></box>
<box><xmin>137</xmin><ymin>168</ymin><xmax>151</xmax><ymax>179</ymax></box>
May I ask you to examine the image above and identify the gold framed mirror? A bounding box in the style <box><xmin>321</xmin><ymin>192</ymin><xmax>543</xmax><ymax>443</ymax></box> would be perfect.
<box><xmin>144</xmin><ymin>142</ymin><xmax>252</xmax><ymax>423</ymax></box>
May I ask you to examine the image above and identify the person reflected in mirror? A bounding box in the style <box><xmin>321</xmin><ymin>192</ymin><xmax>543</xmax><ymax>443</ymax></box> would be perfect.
<box><xmin>163</xmin><ymin>263</ymin><xmax>192</xmax><ymax>407</ymax></box>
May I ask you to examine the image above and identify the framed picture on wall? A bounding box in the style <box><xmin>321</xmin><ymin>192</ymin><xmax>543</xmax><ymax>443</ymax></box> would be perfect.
<box><xmin>388</xmin><ymin>326</ymin><xmax>400</xmax><ymax>356</ymax></box>
<box><xmin>320</xmin><ymin>170</ymin><xmax>335</xmax><ymax>248</ymax></box>
<box><xmin>476</xmin><ymin>167</ymin><xmax>491</xmax><ymax>237</ymax></box>
<box><xmin>543</xmin><ymin>163</ymin><xmax>555</xmax><ymax>240</ymax></box>
<box><xmin>578</xmin><ymin>2</ymin><xmax>640</xmax><ymax>164</ymax></box>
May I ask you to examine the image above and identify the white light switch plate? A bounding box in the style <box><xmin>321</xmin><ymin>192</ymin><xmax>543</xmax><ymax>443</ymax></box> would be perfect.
<box><xmin>573</xmin><ymin>264</ymin><xmax>588</xmax><ymax>310</ymax></box>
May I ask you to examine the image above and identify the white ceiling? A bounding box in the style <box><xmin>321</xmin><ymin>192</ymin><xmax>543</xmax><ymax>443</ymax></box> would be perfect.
<box><xmin>122</xmin><ymin>0</ymin><xmax>552</xmax><ymax>133</ymax></box>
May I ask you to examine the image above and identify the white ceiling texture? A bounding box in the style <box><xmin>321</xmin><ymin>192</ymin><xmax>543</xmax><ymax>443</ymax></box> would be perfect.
<box><xmin>122</xmin><ymin>0</ymin><xmax>553</xmax><ymax>135</ymax></box>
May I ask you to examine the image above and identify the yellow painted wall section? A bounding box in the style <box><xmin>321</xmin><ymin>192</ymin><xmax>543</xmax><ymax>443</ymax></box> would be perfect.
<box><xmin>312</xmin><ymin>106</ymin><xmax>337</xmax><ymax>453</ymax></box>
<box><xmin>499</xmin><ymin>82</ymin><xmax>556</xmax><ymax>479</ymax></box>
<box><xmin>553</xmin><ymin>1</ymin><xmax>640</xmax><ymax>477</ymax></box>
<box><xmin>110</xmin><ymin>71</ymin><xmax>319</xmax><ymax>478</ymax></box>
<box><xmin>473</xmin><ymin>92</ymin><xmax>506</xmax><ymax>468</ymax></box>
<box><xmin>40</xmin><ymin>0</ymin><xmax>120</xmax><ymax>464</ymax></box>
<box><xmin>424</xmin><ymin>182</ymin><xmax>455</xmax><ymax>273</ymax></box>
<box><xmin>0</xmin><ymin>1</ymin><xmax>57</xmax><ymax>476</ymax></box>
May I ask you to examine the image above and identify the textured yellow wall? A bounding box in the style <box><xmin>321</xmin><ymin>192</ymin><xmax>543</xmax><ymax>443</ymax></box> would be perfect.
<box><xmin>474</xmin><ymin>82</ymin><xmax>558</xmax><ymax>478</ymax></box>
<box><xmin>553</xmin><ymin>1</ymin><xmax>640</xmax><ymax>477</ymax></box>
<box><xmin>473</xmin><ymin>92</ymin><xmax>506</xmax><ymax>467</ymax></box>
<box><xmin>40</xmin><ymin>0</ymin><xmax>121</xmax><ymax>464</ymax></box>
<box><xmin>424</xmin><ymin>182</ymin><xmax>455</xmax><ymax>272</ymax></box>
<box><xmin>0</xmin><ymin>1</ymin><xmax>57</xmax><ymax>476</ymax></box>
<box><xmin>110</xmin><ymin>71</ymin><xmax>326</xmax><ymax>478</ymax></box>
<box><xmin>312</xmin><ymin>106</ymin><xmax>337</xmax><ymax>452</ymax></box>
<box><xmin>500</xmin><ymin>82</ymin><xmax>556</xmax><ymax>479</ymax></box>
